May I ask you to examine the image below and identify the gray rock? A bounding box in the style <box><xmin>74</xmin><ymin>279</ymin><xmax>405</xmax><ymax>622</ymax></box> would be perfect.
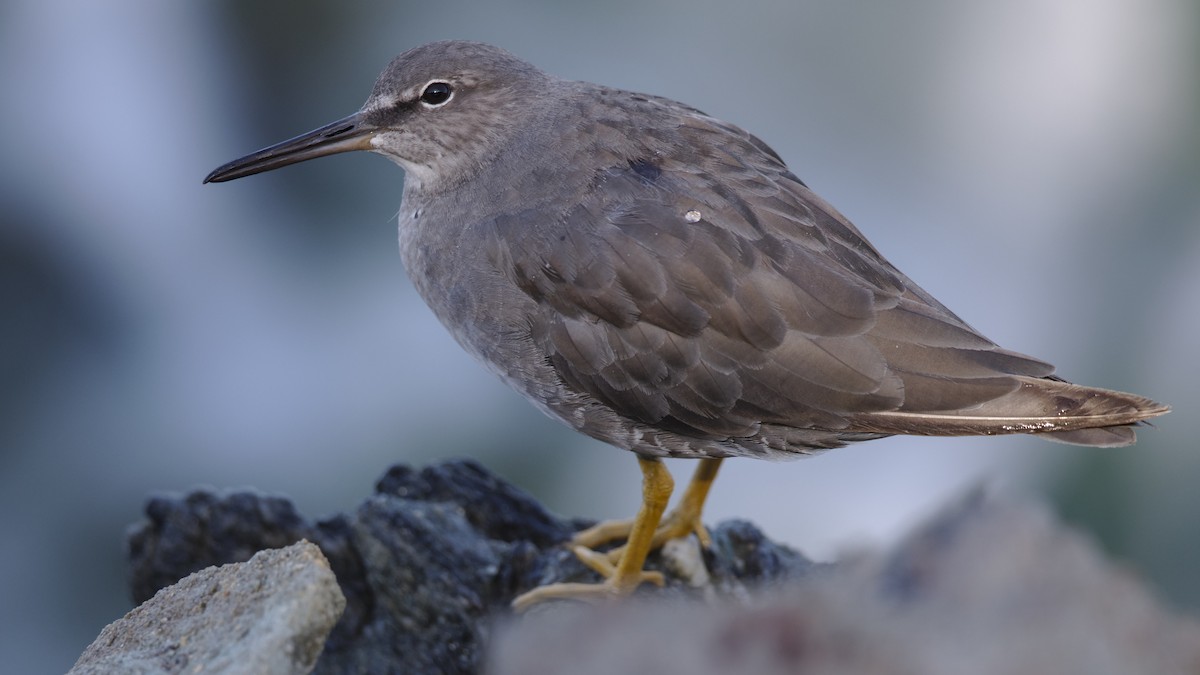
<box><xmin>490</xmin><ymin>492</ymin><xmax>1200</xmax><ymax>675</ymax></box>
<box><xmin>122</xmin><ymin>460</ymin><xmax>812</xmax><ymax>674</ymax></box>
<box><xmin>71</xmin><ymin>540</ymin><xmax>345</xmax><ymax>675</ymax></box>
<box><xmin>112</xmin><ymin>461</ymin><xmax>1200</xmax><ymax>674</ymax></box>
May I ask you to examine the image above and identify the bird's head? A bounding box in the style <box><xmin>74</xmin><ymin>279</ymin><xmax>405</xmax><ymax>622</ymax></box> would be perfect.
<box><xmin>204</xmin><ymin>41</ymin><xmax>555</xmax><ymax>191</ymax></box>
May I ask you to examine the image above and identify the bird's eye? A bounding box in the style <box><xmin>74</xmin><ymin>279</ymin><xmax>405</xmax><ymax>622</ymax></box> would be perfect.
<box><xmin>420</xmin><ymin>81</ymin><xmax>453</xmax><ymax>107</ymax></box>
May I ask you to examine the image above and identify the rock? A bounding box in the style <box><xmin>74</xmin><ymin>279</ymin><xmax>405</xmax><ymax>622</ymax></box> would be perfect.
<box><xmin>70</xmin><ymin>540</ymin><xmax>344</xmax><ymax>675</ymax></box>
<box><xmin>120</xmin><ymin>460</ymin><xmax>811</xmax><ymax>674</ymax></box>
<box><xmin>490</xmin><ymin>492</ymin><xmax>1200</xmax><ymax>675</ymax></box>
<box><xmin>103</xmin><ymin>461</ymin><xmax>1200</xmax><ymax>675</ymax></box>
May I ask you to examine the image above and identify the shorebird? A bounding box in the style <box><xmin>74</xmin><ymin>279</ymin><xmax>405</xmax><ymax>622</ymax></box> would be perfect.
<box><xmin>205</xmin><ymin>41</ymin><xmax>1169</xmax><ymax>608</ymax></box>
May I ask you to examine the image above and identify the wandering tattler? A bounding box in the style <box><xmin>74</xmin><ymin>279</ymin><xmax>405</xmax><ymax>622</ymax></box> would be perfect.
<box><xmin>204</xmin><ymin>41</ymin><xmax>1169</xmax><ymax>608</ymax></box>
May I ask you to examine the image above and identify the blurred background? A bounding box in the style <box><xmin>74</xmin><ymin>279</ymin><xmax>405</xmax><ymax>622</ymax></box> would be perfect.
<box><xmin>1</xmin><ymin>0</ymin><xmax>1196</xmax><ymax>671</ymax></box>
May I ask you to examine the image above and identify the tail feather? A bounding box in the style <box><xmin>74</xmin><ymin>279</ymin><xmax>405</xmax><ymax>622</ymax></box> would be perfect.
<box><xmin>848</xmin><ymin>376</ymin><xmax>1170</xmax><ymax>448</ymax></box>
<box><xmin>1041</xmin><ymin>425</ymin><xmax>1138</xmax><ymax>448</ymax></box>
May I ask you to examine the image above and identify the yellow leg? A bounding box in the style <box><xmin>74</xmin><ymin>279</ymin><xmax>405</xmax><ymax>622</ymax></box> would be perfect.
<box><xmin>574</xmin><ymin>457</ymin><xmax>723</xmax><ymax>564</ymax></box>
<box><xmin>511</xmin><ymin>456</ymin><xmax>674</xmax><ymax>610</ymax></box>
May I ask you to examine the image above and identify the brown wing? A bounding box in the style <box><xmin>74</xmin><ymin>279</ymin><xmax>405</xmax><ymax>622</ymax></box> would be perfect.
<box><xmin>489</xmin><ymin>111</ymin><xmax>1161</xmax><ymax>455</ymax></box>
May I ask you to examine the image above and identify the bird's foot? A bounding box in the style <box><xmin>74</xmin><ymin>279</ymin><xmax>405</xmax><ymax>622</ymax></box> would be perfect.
<box><xmin>510</xmin><ymin>564</ymin><xmax>664</xmax><ymax>612</ymax></box>
<box><xmin>572</xmin><ymin>507</ymin><xmax>710</xmax><ymax>566</ymax></box>
<box><xmin>510</xmin><ymin>511</ymin><xmax>699</xmax><ymax>611</ymax></box>
<box><xmin>572</xmin><ymin>457</ymin><xmax>722</xmax><ymax>566</ymax></box>
<box><xmin>571</xmin><ymin>544</ymin><xmax>667</xmax><ymax>583</ymax></box>
<box><xmin>511</xmin><ymin>458</ymin><xmax>723</xmax><ymax>611</ymax></box>
<box><xmin>512</xmin><ymin>456</ymin><xmax>675</xmax><ymax>611</ymax></box>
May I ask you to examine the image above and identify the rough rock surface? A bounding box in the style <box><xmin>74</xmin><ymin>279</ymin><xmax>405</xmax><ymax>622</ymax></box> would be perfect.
<box><xmin>103</xmin><ymin>460</ymin><xmax>1200</xmax><ymax>675</ymax></box>
<box><xmin>122</xmin><ymin>460</ymin><xmax>810</xmax><ymax>674</ymax></box>
<box><xmin>70</xmin><ymin>540</ymin><xmax>344</xmax><ymax>675</ymax></box>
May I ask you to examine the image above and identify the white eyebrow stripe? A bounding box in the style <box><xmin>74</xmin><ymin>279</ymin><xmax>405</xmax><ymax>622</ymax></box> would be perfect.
<box><xmin>364</xmin><ymin>94</ymin><xmax>399</xmax><ymax>113</ymax></box>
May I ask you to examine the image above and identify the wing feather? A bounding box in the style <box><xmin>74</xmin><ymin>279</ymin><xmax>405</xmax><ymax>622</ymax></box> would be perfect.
<box><xmin>487</xmin><ymin>104</ymin><xmax>1160</xmax><ymax>455</ymax></box>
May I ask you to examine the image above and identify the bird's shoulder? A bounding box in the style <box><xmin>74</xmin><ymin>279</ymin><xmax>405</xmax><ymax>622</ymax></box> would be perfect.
<box><xmin>490</xmin><ymin>88</ymin><xmax>910</xmax><ymax>338</ymax></box>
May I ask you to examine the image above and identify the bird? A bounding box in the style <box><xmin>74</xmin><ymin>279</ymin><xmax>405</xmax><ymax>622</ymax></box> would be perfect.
<box><xmin>204</xmin><ymin>40</ymin><xmax>1169</xmax><ymax>608</ymax></box>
